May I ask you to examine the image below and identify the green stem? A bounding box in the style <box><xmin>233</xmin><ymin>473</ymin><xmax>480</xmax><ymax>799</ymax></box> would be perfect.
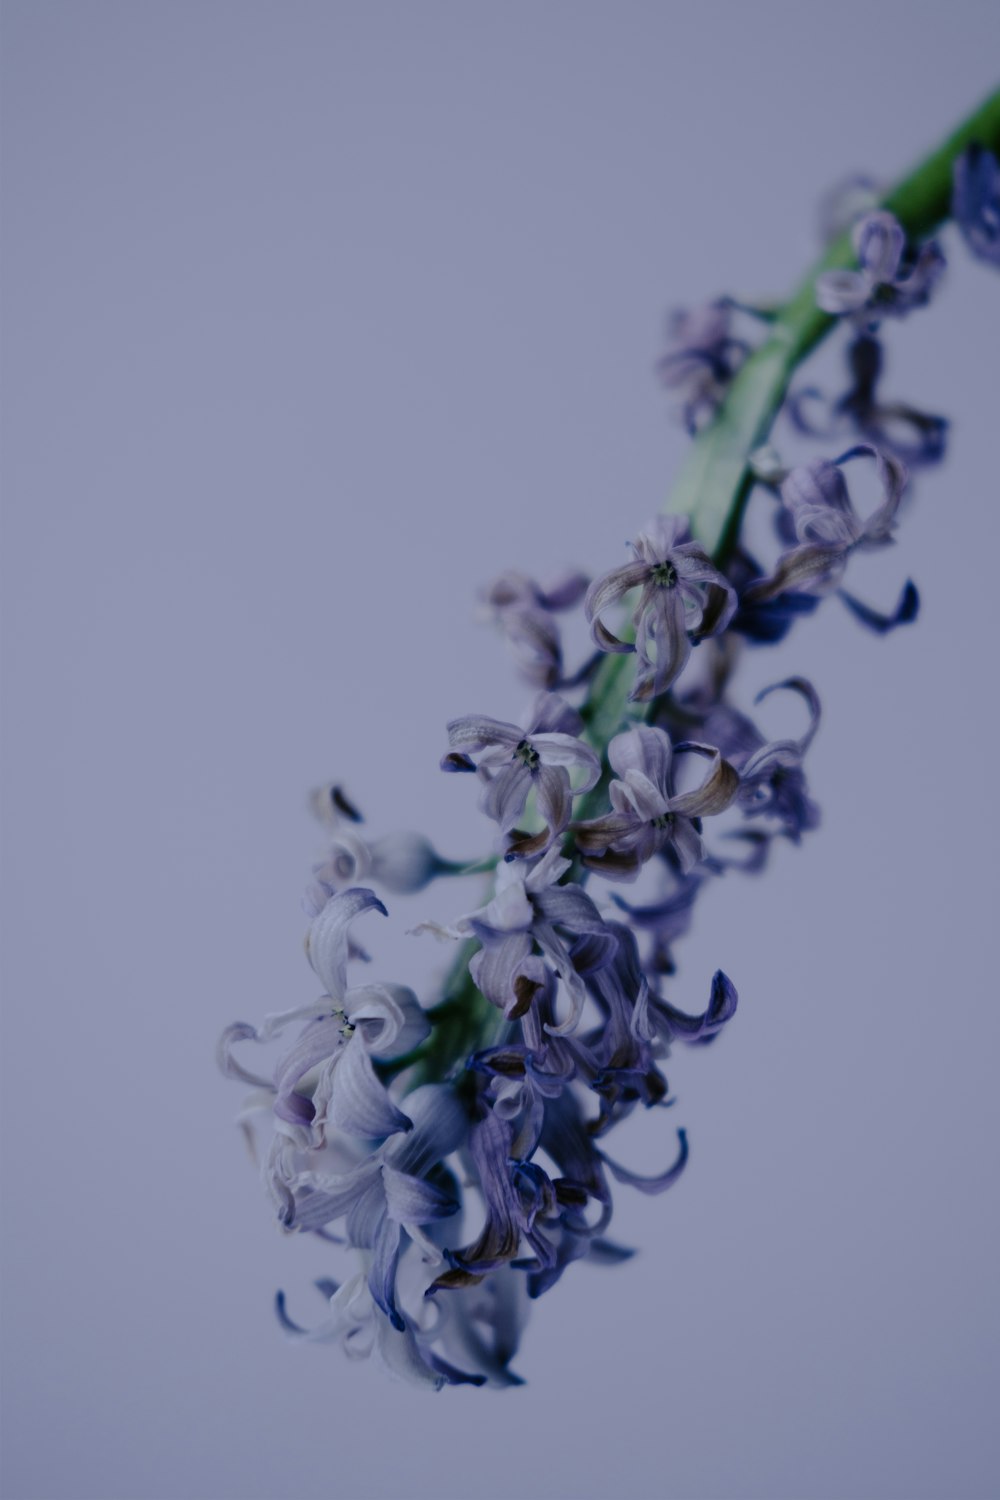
<box><xmin>402</xmin><ymin>87</ymin><xmax>1000</xmax><ymax>1093</ymax></box>
<box><xmin>668</xmin><ymin>86</ymin><xmax>1000</xmax><ymax>559</ymax></box>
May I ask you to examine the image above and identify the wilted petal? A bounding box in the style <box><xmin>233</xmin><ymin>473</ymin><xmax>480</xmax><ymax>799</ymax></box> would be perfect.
<box><xmin>753</xmin><ymin>677</ymin><xmax>822</xmax><ymax>756</ymax></box>
<box><xmin>742</xmin><ymin>543</ymin><xmax>847</xmax><ymax>603</ymax></box>
<box><xmin>667</xmin><ymin>743</ymin><xmax>739</xmax><ymax>817</ymax></box>
<box><xmin>470</xmin><ymin>932</ymin><xmax>533</xmax><ymax>1015</ymax></box>
<box><xmin>325</xmin><ymin>1036</ymin><xmax>412</xmax><ymax>1140</ymax></box>
<box><xmin>584</xmin><ymin>561</ymin><xmax>651</xmax><ymax>649</ymax></box>
<box><xmin>835</xmin><ymin>443</ymin><xmax>907</xmax><ymax>544</ymax></box>
<box><xmin>446</xmin><ymin>715</ymin><xmax>523</xmax><ymax>753</ymax></box>
<box><xmin>307</xmin><ymin>888</ymin><xmax>388</xmax><ymax>1001</ymax></box>
<box><xmin>837</xmin><ymin>579</ymin><xmax>919</xmax><ymax>633</ymax></box>
<box><xmin>600</xmin><ymin>1128</ymin><xmax>689</xmax><ymax>1194</ymax></box>
<box><xmin>651</xmin><ymin>970</ymin><xmax>738</xmax><ymax>1042</ymax></box>
<box><xmin>346</xmin><ymin>982</ymin><xmax>431</xmax><ymax>1060</ymax></box>
<box><xmin>816</xmin><ymin>268</ymin><xmax>870</xmax><ymax>314</ymax></box>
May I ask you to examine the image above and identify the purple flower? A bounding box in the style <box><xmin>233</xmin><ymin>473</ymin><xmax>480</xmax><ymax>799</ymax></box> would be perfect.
<box><xmin>585</xmin><ymin>516</ymin><xmax>737</xmax><ymax>701</ymax></box>
<box><xmin>789</xmin><ymin>333</ymin><xmax>948</xmax><ymax>468</ymax></box>
<box><xmin>816</xmin><ymin>210</ymin><xmax>945</xmax><ymax>324</ymax></box>
<box><xmin>218</xmin><ymin>889</ymin><xmax>430</xmax><ymax>1170</ymax></box>
<box><xmin>433</xmin><ymin>1108</ymin><xmax>560</xmax><ymax>1288</ymax></box>
<box><xmin>277</xmin><ymin>1085</ymin><xmax>465</xmax><ymax>1330</ymax></box>
<box><xmin>699</xmin><ymin>678</ymin><xmax>821</xmax><ymax>844</ymax></box>
<box><xmin>952</xmin><ymin>144</ymin><xmax>1000</xmax><ymax>266</ymax></box>
<box><xmin>742</xmin><ymin>444</ymin><xmax>908</xmax><ymax>605</ymax></box>
<box><xmin>422</xmin><ymin>846</ymin><xmax>617</xmax><ymax>1033</ymax></box>
<box><xmin>482</xmin><ymin>569</ymin><xmax>590</xmax><ymax>689</ymax></box>
<box><xmin>574</xmin><ymin>724</ymin><xmax>739</xmax><ymax>881</ymax></box>
<box><xmin>445</xmin><ymin>692</ymin><xmax>600</xmax><ymax>858</ymax></box>
<box><xmin>656</xmin><ymin>299</ymin><xmax>748</xmax><ymax>433</ymax></box>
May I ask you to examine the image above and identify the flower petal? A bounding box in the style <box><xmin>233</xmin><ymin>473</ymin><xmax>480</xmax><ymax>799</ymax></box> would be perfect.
<box><xmin>600</xmin><ymin>1128</ymin><xmax>689</xmax><ymax>1194</ymax></box>
<box><xmin>307</xmin><ymin>888</ymin><xmax>387</xmax><ymax>1001</ymax></box>
<box><xmin>325</xmin><ymin>1035</ymin><xmax>413</xmax><ymax>1140</ymax></box>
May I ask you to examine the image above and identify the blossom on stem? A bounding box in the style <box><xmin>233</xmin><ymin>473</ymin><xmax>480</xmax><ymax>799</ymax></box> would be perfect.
<box><xmin>481</xmin><ymin>569</ymin><xmax>590</xmax><ymax>689</ymax></box>
<box><xmin>218</xmin><ymin>889</ymin><xmax>430</xmax><ymax>1167</ymax></box>
<box><xmin>816</xmin><ymin>210</ymin><xmax>944</xmax><ymax>324</ymax></box>
<box><xmin>789</xmin><ymin>333</ymin><xmax>948</xmax><ymax>468</ymax></box>
<box><xmin>445</xmin><ymin>693</ymin><xmax>600</xmax><ymax>858</ymax></box>
<box><xmin>656</xmin><ymin>299</ymin><xmax>748</xmax><ymax>432</ymax></box>
<box><xmin>418</xmin><ymin>845</ymin><xmax>617</xmax><ymax>1033</ymax></box>
<box><xmin>742</xmin><ymin>444</ymin><xmax>908</xmax><ymax>605</ymax></box>
<box><xmin>698</xmin><ymin>678</ymin><xmax>821</xmax><ymax>844</ymax></box>
<box><xmin>585</xmin><ymin>517</ymin><xmax>737</xmax><ymax>702</ymax></box>
<box><xmin>574</xmin><ymin>724</ymin><xmax>739</xmax><ymax>881</ymax></box>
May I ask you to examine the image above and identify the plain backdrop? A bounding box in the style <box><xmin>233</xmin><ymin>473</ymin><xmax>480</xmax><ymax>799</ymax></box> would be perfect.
<box><xmin>2</xmin><ymin>4</ymin><xmax>999</xmax><ymax>1499</ymax></box>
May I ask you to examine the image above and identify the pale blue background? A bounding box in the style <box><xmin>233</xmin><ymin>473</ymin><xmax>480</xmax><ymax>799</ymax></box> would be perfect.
<box><xmin>2</xmin><ymin>4</ymin><xmax>999</xmax><ymax>1498</ymax></box>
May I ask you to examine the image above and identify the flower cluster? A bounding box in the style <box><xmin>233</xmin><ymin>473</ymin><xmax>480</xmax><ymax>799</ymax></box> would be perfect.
<box><xmin>219</xmin><ymin>144</ymin><xmax>993</xmax><ymax>1388</ymax></box>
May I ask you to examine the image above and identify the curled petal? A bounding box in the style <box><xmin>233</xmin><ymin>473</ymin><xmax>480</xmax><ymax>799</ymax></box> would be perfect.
<box><xmin>652</xmin><ymin>970</ymin><xmax>738</xmax><ymax>1043</ymax></box>
<box><xmin>584</xmin><ymin>561</ymin><xmax>650</xmax><ymax>650</ymax></box>
<box><xmin>742</xmin><ymin>543</ymin><xmax>848</xmax><ymax>604</ymax></box>
<box><xmin>837</xmin><ymin>578</ymin><xmax>919</xmax><ymax>634</ymax></box>
<box><xmin>835</xmin><ymin>443</ymin><xmax>908</xmax><ymax>544</ymax></box>
<box><xmin>667</xmin><ymin>743</ymin><xmax>739</xmax><ymax>818</ymax></box>
<box><xmin>600</xmin><ymin>1128</ymin><xmax>689</xmax><ymax>1195</ymax></box>
<box><xmin>218</xmin><ymin>1000</ymin><xmax>338</xmax><ymax>1089</ymax></box>
<box><xmin>446</xmin><ymin>715</ymin><xmax>522</xmax><ymax>753</ymax></box>
<box><xmin>753</xmin><ymin>677</ymin><xmax>822</xmax><ymax>757</ymax></box>
<box><xmin>307</xmin><ymin>888</ymin><xmax>387</xmax><ymax>1001</ymax></box>
<box><xmin>345</xmin><ymin>982</ymin><xmax>431</xmax><ymax>1060</ymax></box>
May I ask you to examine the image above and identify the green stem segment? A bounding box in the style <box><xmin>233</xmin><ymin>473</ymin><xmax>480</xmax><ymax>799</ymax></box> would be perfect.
<box><xmin>669</xmin><ymin>86</ymin><xmax>1000</xmax><ymax>559</ymax></box>
<box><xmin>401</xmin><ymin>87</ymin><xmax>1000</xmax><ymax>1092</ymax></box>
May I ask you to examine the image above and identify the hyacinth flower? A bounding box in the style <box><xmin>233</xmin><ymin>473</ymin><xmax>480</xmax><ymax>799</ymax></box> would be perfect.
<box><xmin>574</xmin><ymin>724</ymin><xmax>739</xmax><ymax>880</ymax></box>
<box><xmin>481</xmin><ymin>568</ymin><xmax>591</xmax><ymax>689</ymax></box>
<box><xmin>219</xmin><ymin>889</ymin><xmax>430</xmax><ymax>1169</ymax></box>
<box><xmin>219</xmin><ymin>88</ymin><xmax>1000</xmax><ymax>1389</ymax></box>
<box><xmin>742</xmin><ymin>443</ymin><xmax>908</xmax><ymax>605</ymax></box>
<box><xmin>952</xmin><ymin>143</ymin><xmax>1000</xmax><ymax>265</ymax></box>
<box><xmin>656</xmin><ymin>298</ymin><xmax>750</xmax><ymax>433</ymax></box>
<box><xmin>416</xmin><ymin>844</ymin><xmax>617</xmax><ymax>1033</ymax></box>
<box><xmin>444</xmin><ymin>691</ymin><xmax>600</xmax><ymax>858</ymax></box>
<box><xmin>789</xmin><ymin>331</ymin><xmax>949</xmax><ymax>468</ymax></box>
<box><xmin>815</xmin><ymin>209</ymin><xmax>945</xmax><ymax>324</ymax></box>
<box><xmin>585</xmin><ymin>515</ymin><xmax>737</xmax><ymax>701</ymax></box>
